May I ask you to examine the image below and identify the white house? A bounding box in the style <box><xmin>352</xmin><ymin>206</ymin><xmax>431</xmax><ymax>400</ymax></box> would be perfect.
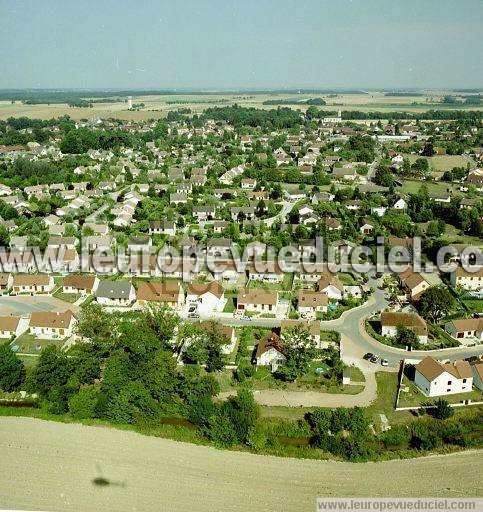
<box><xmin>12</xmin><ymin>274</ymin><xmax>54</xmax><ymax>295</ymax></box>
<box><xmin>0</xmin><ymin>316</ymin><xmax>29</xmax><ymax>339</ymax></box>
<box><xmin>95</xmin><ymin>280</ymin><xmax>136</xmax><ymax>307</ymax></box>
<box><xmin>186</xmin><ymin>281</ymin><xmax>225</xmax><ymax>314</ymax></box>
<box><xmin>380</xmin><ymin>311</ymin><xmax>428</xmax><ymax>344</ymax></box>
<box><xmin>393</xmin><ymin>198</ymin><xmax>408</xmax><ymax>210</ymax></box>
<box><xmin>237</xmin><ymin>289</ymin><xmax>279</xmax><ymax>314</ymax></box>
<box><xmin>29</xmin><ymin>310</ymin><xmax>77</xmax><ymax>339</ymax></box>
<box><xmin>317</xmin><ymin>275</ymin><xmax>344</xmax><ymax>301</ymax></box>
<box><xmin>255</xmin><ymin>332</ymin><xmax>286</xmax><ymax>369</ymax></box>
<box><xmin>450</xmin><ymin>267</ymin><xmax>483</xmax><ymax>292</ymax></box>
<box><xmin>297</xmin><ymin>291</ymin><xmax>328</xmax><ymax>315</ymax></box>
<box><xmin>445</xmin><ymin>318</ymin><xmax>483</xmax><ymax>342</ymax></box>
<box><xmin>414</xmin><ymin>357</ymin><xmax>473</xmax><ymax>397</ymax></box>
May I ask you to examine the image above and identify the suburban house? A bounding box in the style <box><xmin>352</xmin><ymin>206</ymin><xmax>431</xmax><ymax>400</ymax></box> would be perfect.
<box><xmin>450</xmin><ymin>266</ymin><xmax>483</xmax><ymax>292</ymax></box>
<box><xmin>95</xmin><ymin>280</ymin><xmax>136</xmax><ymax>307</ymax></box>
<box><xmin>241</xmin><ymin>178</ymin><xmax>256</xmax><ymax>190</ymax></box>
<box><xmin>445</xmin><ymin>318</ymin><xmax>483</xmax><ymax>342</ymax></box>
<box><xmin>237</xmin><ymin>289</ymin><xmax>279</xmax><ymax>314</ymax></box>
<box><xmin>62</xmin><ymin>274</ymin><xmax>99</xmax><ymax>295</ymax></box>
<box><xmin>359</xmin><ymin>219</ymin><xmax>375</xmax><ymax>235</ymax></box>
<box><xmin>247</xmin><ymin>262</ymin><xmax>284</xmax><ymax>283</ymax></box>
<box><xmin>186</xmin><ymin>281</ymin><xmax>225</xmax><ymax>314</ymax></box>
<box><xmin>148</xmin><ymin>221</ymin><xmax>177</xmax><ymax>236</ymax></box>
<box><xmin>0</xmin><ymin>273</ymin><xmax>13</xmax><ymax>293</ymax></box>
<box><xmin>398</xmin><ymin>270</ymin><xmax>430</xmax><ymax>302</ymax></box>
<box><xmin>255</xmin><ymin>332</ymin><xmax>286</xmax><ymax>369</ymax></box>
<box><xmin>12</xmin><ymin>274</ymin><xmax>55</xmax><ymax>295</ymax></box>
<box><xmin>471</xmin><ymin>362</ymin><xmax>483</xmax><ymax>391</ymax></box>
<box><xmin>317</xmin><ymin>274</ymin><xmax>344</xmax><ymax>300</ymax></box>
<box><xmin>206</xmin><ymin>238</ymin><xmax>231</xmax><ymax>259</ymax></box>
<box><xmin>192</xmin><ymin>205</ymin><xmax>216</xmax><ymax>221</ymax></box>
<box><xmin>211</xmin><ymin>259</ymin><xmax>240</xmax><ymax>284</ymax></box>
<box><xmin>297</xmin><ymin>291</ymin><xmax>328</xmax><ymax>315</ymax></box>
<box><xmin>414</xmin><ymin>357</ymin><xmax>473</xmax><ymax>397</ymax></box>
<box><xmin>127</xmin><ymin>236</ymin><xmax>153</xmax><ymax>253</ymax></box>
<box><xmin>29</xmin><ymin>310</ymin><xmax>76</xmax><ymax>339</ymax></box>
<box><xmin>380</xmin><ymin>311</ymin><xmax>428</xmax><ymax>344</ymax></box>
<box><xmin>136</xmin><ymin>281</ymin><xmax>185</xmax><ymax>309</ymax></box>
<box><xmin>0</xmin><ymin>316</ymin><xmax>29</xmax><ymax>338</ymax></box>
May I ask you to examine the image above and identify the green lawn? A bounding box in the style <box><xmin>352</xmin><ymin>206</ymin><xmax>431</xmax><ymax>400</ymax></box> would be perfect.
<box><xmin>462</xmin><ymin>299</ymin><xmax>483</xmax><ymax>313</ymax></box>
<box><xmin>348</xmin><ymin>365</ymin><xmax>365</xmax><ymax>382</ymax></box>
<box><xmin>52</xmin><ymin>290</ymin><xmax>80</xmax><ymax>303</ymax></box>
<box><xmin>11</xmin><ymin>333</ymin><xmax>65</xmax><ymax>355</ymax></box>
<box><xmin>247</xmin><ymin>273</ymin><xmax>293</xmax><ymax>291</ymax></box>
<box><xmin>223</xmin><ymin>293</ymin><xmax>236</xmax><ymax>313</ymax></box>
<box><xmin>399</xmin><ymin>178</ymin><xmax>458</xmax><ymax>196</ymax></box>
<box><xmin>364</xmin><ymin>372</ymin><xmax>413</xmax><ymax>426</ymax></box>
<box><xmin>402</xmin><ymin>154</ymin><xmax>469</xmax><ymax>172</ymax></box>
<box><xmin>247</xmin><ymin>363</ymin><xmax>364</xmax><ymax>394</ymax></box>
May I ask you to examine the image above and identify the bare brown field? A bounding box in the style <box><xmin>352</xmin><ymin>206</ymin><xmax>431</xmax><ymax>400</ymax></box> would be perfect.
<box><xmin>0</xmin><ymin>417</ymin><xmax>481</xmax><ymax>512</ymax></box>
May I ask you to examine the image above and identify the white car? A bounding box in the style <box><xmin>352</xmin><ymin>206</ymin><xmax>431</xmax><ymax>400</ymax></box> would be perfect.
<box><xmin>381</xmin><ymin>359</ymin><xmax>389</xmax><ymax>367</ymax></box>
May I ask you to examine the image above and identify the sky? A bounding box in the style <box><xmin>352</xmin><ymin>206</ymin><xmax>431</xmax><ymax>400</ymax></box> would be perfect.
<box><xmin>0</xmin><ymin>0</ymin><xmax>482</xmax><ymax>90</ymax></box>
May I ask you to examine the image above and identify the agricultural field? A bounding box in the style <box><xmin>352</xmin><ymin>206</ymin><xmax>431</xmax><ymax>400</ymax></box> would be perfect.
<box><xmin>1</xmin><ymin>89</ymin><xmax>482</xmax><ymax>121</ymax></box>
<box><xmin>0</xmin><ymin>416</ymin><xmax>481</xmax><ymax>512</ymax></box>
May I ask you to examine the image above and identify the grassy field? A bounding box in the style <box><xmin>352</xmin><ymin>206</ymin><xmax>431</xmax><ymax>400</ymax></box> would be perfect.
<box><xmin>462</xmin><ymin>299</ymin><xmax>483</xmax><ymax>313</ymax></box>
<box><xmin>1</xmin><ymin>90</ymin><xmax>482</xmax><ymax>120</ymax></box>
<box><xmin>403</xmin><ymin>154</ymin><xmax>470</xmax><ymax>172</ymax></box>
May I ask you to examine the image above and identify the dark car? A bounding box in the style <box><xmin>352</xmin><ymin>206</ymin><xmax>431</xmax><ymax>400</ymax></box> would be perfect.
<box><xmin>363</xmin><ymin>352</ymin><xmax>374</xmax><ymax>360</ymax></box>
<box><xmin>370</xmin><ymin>355</ymin><xmax>380</xmax><ymax>363</ymax></box>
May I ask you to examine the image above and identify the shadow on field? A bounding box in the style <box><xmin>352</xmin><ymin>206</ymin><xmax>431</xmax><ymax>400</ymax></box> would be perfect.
<box><xmin>92</xmin><ymin>465</ymin><xmax>126</xmax><ymax>488</ymax></box>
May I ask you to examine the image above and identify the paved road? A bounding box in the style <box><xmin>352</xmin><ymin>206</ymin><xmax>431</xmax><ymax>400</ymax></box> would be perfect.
<box><xmin>263</xmin><ymin>200</ymin><xmax>295</xmax><ymax>228</ymax></box>
<box><xmin>198</xmin><ymin>274</ymin><xmax>483</xmax><ymax>370</ymax></box>
<box><xmin>366</xmin><ymin>145</ymin><xmax>382</xmax><ymax>182</ymax></box>
<box><xmin>0</xmin><ymin>296</ymin><xmax>80</xmax><ymax>316</ymax></box>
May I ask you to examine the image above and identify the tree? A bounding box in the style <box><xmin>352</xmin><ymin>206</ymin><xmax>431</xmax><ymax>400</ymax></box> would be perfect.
<box><xmin>395</xmin><ymin>325</ymin><xmax>420</xmax><ymax>349</ymax></box>
<box><xmin>0</xmin><ymin>342</ymin><xmax>25</xmax><ymax>391</ymax></box>
<box><xmin>75</xmin><ymin>303</ymin><xmax>114</xmax><ymax>341</ymax></box>
<box><xmin>27</xmin><ymin>345</ymin><xmax>73</xmax><ymax>398</ymax></box>
<box><xmin>276</xmin><ymin>325</ymin><xmax>316</xmax><ymax>381</ymax></box>
<box><xmin>419</xmin><ymin>286</ymin><xmax>455</xmax><ymax>322</ymax></box>
<box><xmin>433</xmin><ymin>399</ymin><xmax>454</xmax><ymax>420</ymax></box>
<box><xmin>68</xmin><ymin>387</ymin><xmax>99</xmax><ymax>419</ymax></box>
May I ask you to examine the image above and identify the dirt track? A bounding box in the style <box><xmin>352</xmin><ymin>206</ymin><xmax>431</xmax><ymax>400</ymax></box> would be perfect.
<box><xmin>0</xmin><ymin>417</ymin><xmax>481</xmax><ymax>512</ymax></box>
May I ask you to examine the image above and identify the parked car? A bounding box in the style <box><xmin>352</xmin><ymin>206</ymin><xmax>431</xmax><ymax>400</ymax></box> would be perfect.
<box><xmin>381</xmin><ymin>358</ymin><xmax>389</xmax><ymax>366</ymax></box>
<box><xmin>363</xmin><ymin>352</ymin><xmax>374</xmax><ymax>360</ymax></box>
<box><xmin>370</xmin><ymin>355</ymin><xmax>380</xmax><ymax>363</ymax></box>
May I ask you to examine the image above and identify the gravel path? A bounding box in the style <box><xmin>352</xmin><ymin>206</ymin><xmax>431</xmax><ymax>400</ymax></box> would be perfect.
<box><xmin>0</xmin><ymin>417</ymin><xmax>481</xmax><ymax>512</ymax></box>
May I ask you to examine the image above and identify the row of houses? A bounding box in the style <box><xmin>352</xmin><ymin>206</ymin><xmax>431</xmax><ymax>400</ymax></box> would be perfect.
<box><xmin>0</xmin><ymin>310</ymin><xmax>76</xmax><ymax>340</ymax></box>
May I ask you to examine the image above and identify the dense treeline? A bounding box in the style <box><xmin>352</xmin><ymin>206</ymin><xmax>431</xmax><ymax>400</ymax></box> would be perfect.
<box><xmin>263</xmin><ymin>98</ymin><xmax>327</xmax><ymax>106</ymax></box>
<box><xmin>339</xmin><ymin>110</ymin><xmax>483</xmax><ymax>121</ymax></box>
<box><xmin>59</xmin><ymin>127</ymin><xmax>135</xmax><ymax>153</ymax></box>
<box><xmin>203</xmin><ymin>105</ymin><xmax>302</xmax><ymax>129</ymax></box>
